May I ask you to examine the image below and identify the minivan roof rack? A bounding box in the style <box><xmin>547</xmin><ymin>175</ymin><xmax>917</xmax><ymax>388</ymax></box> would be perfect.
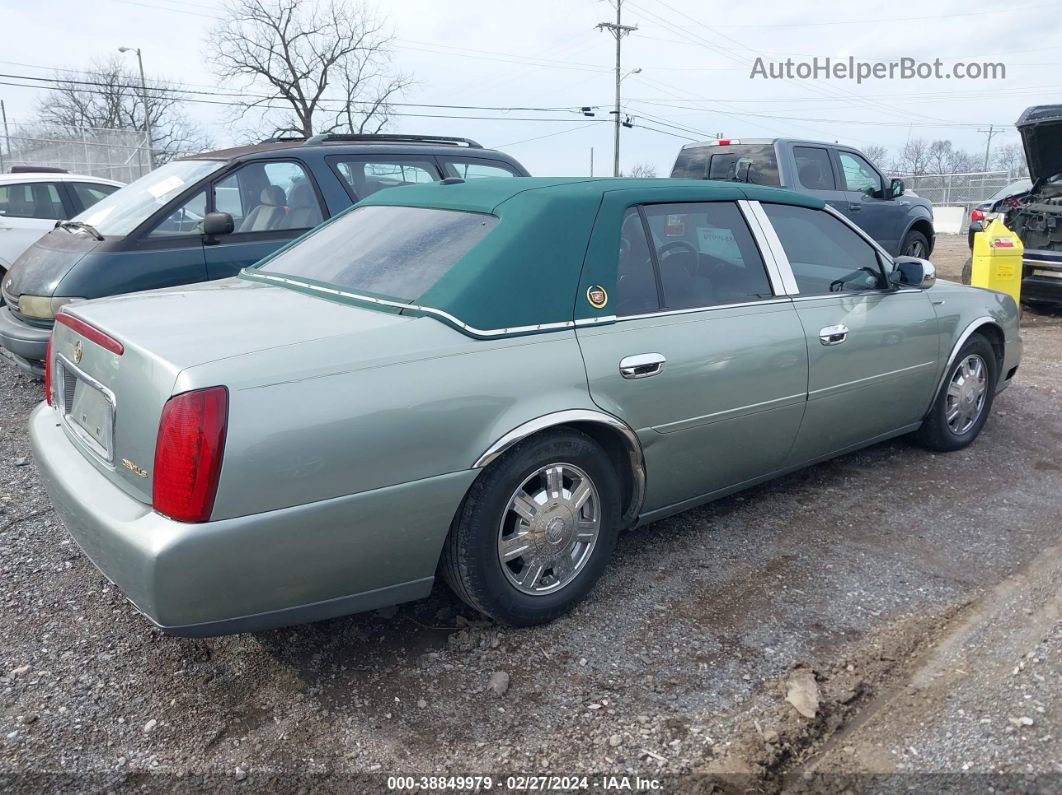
<box><xmin>300</xmin><ymin>133</ymin><xmax>483</xmax><ymax>148</ymax></box>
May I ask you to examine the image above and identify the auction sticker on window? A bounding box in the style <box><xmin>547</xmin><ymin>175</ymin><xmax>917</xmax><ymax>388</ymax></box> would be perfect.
<box><xmin>697</xmin><ymin>225</ymin><xmax>741</xmax><ymax>262</ymax></box>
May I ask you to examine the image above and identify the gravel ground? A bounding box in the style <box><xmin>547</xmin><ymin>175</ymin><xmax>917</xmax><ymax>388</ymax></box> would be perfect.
<box><xmin>1</xmin><ymin>236</ymin><xmax>1060</xmax><ymax>792</ymax></box>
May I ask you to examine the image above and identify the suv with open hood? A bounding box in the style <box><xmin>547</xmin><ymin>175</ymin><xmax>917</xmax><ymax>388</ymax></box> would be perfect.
<box><xmin>0</xmin><ymin>134</ymin><xmax>528</xmax><ymax>376</ymax></box>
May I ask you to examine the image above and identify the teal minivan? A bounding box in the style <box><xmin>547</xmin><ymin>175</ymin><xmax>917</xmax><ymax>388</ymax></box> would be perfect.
<box><xmin>0</xmin><ymin>134</ymin><xmax>529</xmax><ymax>376</ymax></box>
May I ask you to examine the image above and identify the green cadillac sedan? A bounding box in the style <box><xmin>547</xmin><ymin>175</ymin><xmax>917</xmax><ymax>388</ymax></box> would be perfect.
<box><xmin>29</xmin><ymin>177</ymin><xmax>1021</xmax><ymax>636</ymax></box>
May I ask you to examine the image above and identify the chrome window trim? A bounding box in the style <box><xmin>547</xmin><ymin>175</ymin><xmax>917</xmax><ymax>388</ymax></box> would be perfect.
<box><xmin>242</xmin><ymin>271</ymin><xmax>617</xmax><ymax>336</ymax></box>
<box><xmin>736</xmin><ymin>199</ymin><xmax>788</xmax><ymax>296</ymax></box>
<box><xmin>742</xmin><ymin>200</ymin><xmax>800</xmax><ymax>295</ymax></box>
<box><xmin>472</xmin><ymin>409</ymin><xmax>646</xmax><ymax>527</ymax></box>
<box><xmin>609</xmin><ymin>297</ymin><xmax>792</xmax><ymax>324</ymax></box>
<box><xmin>54</xmin><ymin>352</ymin><xmax>117</xmax><ymax>466</ymax></box>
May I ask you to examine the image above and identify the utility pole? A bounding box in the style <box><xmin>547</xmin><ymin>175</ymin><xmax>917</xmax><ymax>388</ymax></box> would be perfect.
<box><xmin>978</xmin><ymin>124</ymin><xmax>999</xmax><ymax>171</ymax></box>
<box><xmin>0</xmin><ymin>100</ymin><xmax>8</xmax><ymax>174</ymax></box>
<box><xmin>597</xmin><ymin>1</ymin><xmax>637</xmax><ymax>177</ymax></box>
<box><xmin>119</xmin><ymin>47</ymin><xmax>154</xmax><ymax>170</ymax></box>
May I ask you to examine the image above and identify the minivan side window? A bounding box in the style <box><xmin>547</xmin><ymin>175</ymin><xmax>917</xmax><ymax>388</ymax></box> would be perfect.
<box><xmin>213</xmin><ymin>160</ymin><xmax>323</xmax><ymax>233</ymax></box>
<box><xmin>641</xmin><ymin>202</ymin><xmax>774</xmax><ymax>309</ymax></box>
<box><xmin>331</xmin><ymin>157</ymin><xmax>439</xmax><ymax>200</ymax></box>
<box><xmin>762</xmin><ymin>203</ymin><xmax>886</xmax><ymax>295</ymax></box>
<box><xmin>441</xmin><ymin>159</ymin><xmax>518</xmax><ymax>179</ymax></box>
<box><xmin>148</xmin><ymin>190</ymin><xmax>207</xmax><ymax>237</ymax></box>
<box><xmin>793</xmin><ymin>147</ymin><xmax>835</xmax><ymax>190</ymax></box>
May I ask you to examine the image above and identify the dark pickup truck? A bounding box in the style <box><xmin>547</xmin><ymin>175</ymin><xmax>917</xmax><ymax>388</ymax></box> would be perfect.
<box><xmin>671</xmin><ymin>138</ymin><xmax>935</xmax><ymax>259</ymax></box>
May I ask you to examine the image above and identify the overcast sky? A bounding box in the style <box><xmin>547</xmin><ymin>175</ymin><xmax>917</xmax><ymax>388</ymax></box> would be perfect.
<box><xmin>2</xmin><ymin>0</ymin><xmax>1059</xmax><ymax>176</ymax></box>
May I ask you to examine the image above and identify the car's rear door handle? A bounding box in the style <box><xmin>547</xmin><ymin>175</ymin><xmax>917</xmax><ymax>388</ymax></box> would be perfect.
<box><xmin>819</xmin><ymin>324</ymin><xmax>849</xmax><ymax>346</ymax></box>
<box><xmin>620</xmin><ymin>352</ymin><xmax>666</xmax><ymax>379</ymax></box>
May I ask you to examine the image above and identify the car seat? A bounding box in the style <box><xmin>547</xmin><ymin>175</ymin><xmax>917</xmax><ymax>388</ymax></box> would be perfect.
<box><xmin>238</xmin><ymin>185</ymin><xmax>287</xmax><ymax>232</ymax></box>
<box><xmin>285</xmin><ymin>183</ymin><xmax>322</xmax><ymax>228</ymax></box>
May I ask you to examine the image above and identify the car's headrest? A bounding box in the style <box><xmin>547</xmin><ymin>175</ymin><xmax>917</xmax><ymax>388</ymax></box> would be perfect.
<box><xmin>260</xmin><ymin>185</ymin><xmax>287</xmax><ymax>206</ymax></box>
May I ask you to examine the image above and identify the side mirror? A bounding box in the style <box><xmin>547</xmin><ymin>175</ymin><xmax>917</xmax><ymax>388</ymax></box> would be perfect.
<box><xmin>889</xmin><ymin>178</ymin><xmax>905</xmax><ymax>199</ymax></box>
<box><xmin>202</xmin><ymin>211</ymin><xmax>234</xmax><ymax>237</ymax></box>
<box><xmin>892</xmin><ymin>256</ymin><xmax>936</xmax><ymax>289</ymax></box>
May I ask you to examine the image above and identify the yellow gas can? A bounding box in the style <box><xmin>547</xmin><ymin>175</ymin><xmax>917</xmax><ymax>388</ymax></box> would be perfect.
<box><xmin>971</xmin><ymin>217</ymin><xmax>1023</xmax><ymax>303</ymax></box>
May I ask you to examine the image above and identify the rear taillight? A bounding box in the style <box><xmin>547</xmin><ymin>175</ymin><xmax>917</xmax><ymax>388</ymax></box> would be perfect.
<box><xmin>970</xmin><ymin>209</ymin><xmax>986</xmax><ymax>222</ymax></box>
<box><xmin>153</xmin><ymin>387</ymin><xmax>228</xmax><ymax>523</ymax></box>
<box><xmin>44</xmin><ymin>334</ymin><xmax>54</xmax><ymax>406</ymax></box>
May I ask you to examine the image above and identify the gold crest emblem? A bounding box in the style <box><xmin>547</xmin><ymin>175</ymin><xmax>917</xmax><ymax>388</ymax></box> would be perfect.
<box><xmin>72</xmin><ymin>340</ymin><xmax>83</xmax><ymax>364</ymax></box>
<box><xmin>586</xmin><ymin>285</ymin><xmax>608</xmax><ymax>309</ymax></box>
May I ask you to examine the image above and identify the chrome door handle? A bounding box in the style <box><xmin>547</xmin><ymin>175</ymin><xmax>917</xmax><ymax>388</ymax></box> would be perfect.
<box><xmin>819</xmin><ymin>324</ymin><xmax>849</xmax><ymax>346</ymax></box>
<box><xmin>620</xmin><ymin>352</ymin><xmax>666</xmax><ymax>379</ymax></box>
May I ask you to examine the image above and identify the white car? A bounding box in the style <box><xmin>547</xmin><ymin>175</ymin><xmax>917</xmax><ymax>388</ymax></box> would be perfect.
<box><xmin>0</xmin><ymin>171</ymin><xmax>123</xmax><ymax>302</ymax></box>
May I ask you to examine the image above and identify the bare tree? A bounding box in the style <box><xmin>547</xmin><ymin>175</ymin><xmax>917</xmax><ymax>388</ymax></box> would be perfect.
<box><xmin>993</xmin><ymin>143</ymin><xmax>1029</xmax><ymax>178</ymax></box>
<box><xmin>623</xmin><ymin>162</ymin><xmax>658</xmax><ymax>178</ymax></box>
<box><xmin>863</xmin><ymin>144</ymin><xmax>888</xmax><ymax>168</ymax></box>
<box><xmin>35</xmin><ymin>57</ymin><xmax>212</xmax><ymax>166</ymax></box>
<box><xmin>894</xmin><ymin>138</ymin><xmax>932</xmax><ymax>175</ymax></box>
<box><xmin>209</xmin><ymin>0</ymin><xmax>411</xmax><ymax>139</ymax></box>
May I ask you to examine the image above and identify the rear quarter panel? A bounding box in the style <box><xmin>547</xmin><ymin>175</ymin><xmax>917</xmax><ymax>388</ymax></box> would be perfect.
<box><xmin>178</xmin><ymin>322</ymin><xmax>599</xmax><ymax>520</ymax></box>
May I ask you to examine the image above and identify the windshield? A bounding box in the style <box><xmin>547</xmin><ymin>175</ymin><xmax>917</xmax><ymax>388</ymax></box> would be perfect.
<box><xmin>74</xmin><ymin>159</ymin><xmax>222</xmax><ymax>236</ymax></box>
<box><xmin>257</xmin><ymin>204</ymin><xmax>498</xmax><ymax>302</ymax></box>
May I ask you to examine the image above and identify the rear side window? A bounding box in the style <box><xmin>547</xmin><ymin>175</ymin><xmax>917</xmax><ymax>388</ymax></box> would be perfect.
<box><xmin>671</xmin><ymin>144</ymin><xmax>781</xmax><ymax>186</ymax></box>
<box><xmin>762</xmin><ymin>204</ymin><xmax>885</xmax><ymax>295</ymax></box>
<box><xmin>793</xmin><ymin>147</ymin><xmax>835</xmax><ymax>190</ymax></box>
<box><xmin>331</xmin><ymin>157</ymin><xmax>439</xmax><ymax>200</ymax></box>
<box><xmin>615</xmin><ymin>209</ymin><xmax>660</xmax><ymax>316</ymax></box>
<box><xmin>441</xmin><ymin>159</ymin><xmax>519</xmax><ymax>179</ymax></box>
<box><xmin>0</xmin><ymin>182</ymin><xmax>66</xmax><ymax>219</ymax></box>
<box><xmin>257</xmin><ymin>205</ymin><xmax>497</xmax><ymax>302</ymax></box>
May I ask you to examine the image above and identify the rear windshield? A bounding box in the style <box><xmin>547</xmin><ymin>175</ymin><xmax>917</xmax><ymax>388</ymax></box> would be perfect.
<box><xmin>256</xmin><ymin>204</ymin><xmax>498</xmax><ymax>302</ymax></box>
<box><xmin>672</xmin><ymin>144</ymin><xmax>781</xmax><ymax>186</ymax></box>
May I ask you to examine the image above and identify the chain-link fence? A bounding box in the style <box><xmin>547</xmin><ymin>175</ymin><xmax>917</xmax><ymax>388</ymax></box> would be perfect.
<box><xmin>887</xmin><ymin>169</ymin><xmax>1027</xmax><ymax>232</ymax></box>
<box><xmin>0</xmin><ymin>124</ymin><xmax>152</xmax><ymax>183</ymax></box>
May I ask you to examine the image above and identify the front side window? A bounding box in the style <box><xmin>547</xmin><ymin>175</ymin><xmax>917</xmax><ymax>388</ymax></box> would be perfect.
<box><xmin>213</xmin><ymin>160</ymin><xmax>322</xmax><ymax>233</ymax></box>
<box><xmin>0</xmin><ymin>182</ymin><xmax>65</xmax><ymax>220</ymax></box>
<box><xmin>71</xmin><ymin>182</ymin><xmax>120</xmax><ymax>209</ymax></box>
<box><xmin>331</xmin><ymin>157</ymin><xmax>439</xmax><ymax>200</ymax></box>
<box><xmin>762</xmin><ymin>203</ymin><xmax>886</xmax><ymax>295</ymax></box>
<box><xmin>148</xmin><ymin>190</ymin><xmax>207</xmax><ymax>237</ymax></box>
<box><xmin>77</xmin><ymin>159</ymin><xmax>222</xmax><ymax>236</ymax></box>
<box><xmin>838</xmin><ymin>151</ymin><xmax>883</xmax><ymax>195</ymax></box>
<box><xmin>793</xmin><ymin>147</ymin><xmax>835</xmax><ymax>190</ymax></box>
<box><xmin>442</xmin><ymin>159</ymin><xmax>519</xmax><ymax>179</ymax></box>
<box><xmin>257</xmin><ymin>205</ymin><xmax>497</xmax><ymax>302</ymax></box>
<box><xmin>641</xmin><ymin>202</ymin><xmax>773</xmax><ymax>309</ymax></box>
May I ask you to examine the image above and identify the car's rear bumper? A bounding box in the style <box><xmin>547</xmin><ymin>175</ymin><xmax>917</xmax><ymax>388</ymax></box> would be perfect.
<box><xmin>30</xmin><ymin>403</ymin><xmax>476</xmax><ymax>636</ymax></box>
<box><xmin>0</xmin><ymin>305</ymin><xmax>50</xmax><ymax>374</ymax></box>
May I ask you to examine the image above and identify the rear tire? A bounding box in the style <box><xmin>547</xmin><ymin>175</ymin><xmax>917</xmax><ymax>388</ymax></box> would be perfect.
<box><xmin>960</xmin><ymin>257</ymin><xmax>972</xmax><ymax>285</ymax></box>
<box><xmin>901</xmin><ymin>230</ymin><xmax>930</xmax><ymax>259</ymax></box>
<box><xmin>441</xmin><ymin>429</ymin><xmax>621</xmax><ymax>626</ymax></box>
<box><xmin>915</xmin><ymin>334</ymin><xmax>997</xmax><ymax>452</ymax></box>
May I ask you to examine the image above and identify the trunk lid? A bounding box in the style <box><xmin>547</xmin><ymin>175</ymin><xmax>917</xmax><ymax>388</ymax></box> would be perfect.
<box><xmin>50</xmin><ymin>277</ymin><xmax>421</xmax><ymax>504</ymax></box>
<box><xmin>1016</xmin><ymin>105</ymin><xmax>1062</xmax><ymax>184</ymax></box>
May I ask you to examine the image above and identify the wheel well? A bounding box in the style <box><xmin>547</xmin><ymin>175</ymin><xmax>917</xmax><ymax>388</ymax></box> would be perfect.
<box><xmin>565</xmin><ymin>421</ymin><xmax>641</xmax><ymax>526</ymax></box>
<box><xmin>972</xmin><ymin>323</ymin><xmax>1005</xmax><ymax>372</ymax></box>
<box><xmin>907</xmin><ymin>219</ymin><xmax>935</xmax><ymax>254</ymax></box>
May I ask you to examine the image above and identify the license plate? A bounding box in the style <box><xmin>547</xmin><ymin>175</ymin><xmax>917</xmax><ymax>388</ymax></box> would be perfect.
<box><xmin>1032</xmin><ymin>269</ymin><xmax>1062</xmax><ymax>280</ymax></box>
<box><xmin>61</xmin><ymin>364</ymin><xmax>114</xmax><ymax>459</ymax></box>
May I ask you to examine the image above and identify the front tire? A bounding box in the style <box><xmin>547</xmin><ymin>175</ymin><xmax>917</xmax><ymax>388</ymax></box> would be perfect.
<box><xmin>901</xmin><ymin>229</ymin><xmax>930</xmax><ymax>259</ymax></box>
<box><xmin>442</xmin><ymin>429</ymin><xmax>621</xmax><ymax>626</ymax></box>
<box><xmin>915</xmin><ymin>334</ymin><xmax>997</xmax><ymax>452</ymax></box>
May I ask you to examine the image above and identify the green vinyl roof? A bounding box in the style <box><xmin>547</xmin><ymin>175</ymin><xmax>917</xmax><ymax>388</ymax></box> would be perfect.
<box><xmin>247</xmin><ymin>177</ymin><xmax>825</xmax><ymax>337</ymax></box>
